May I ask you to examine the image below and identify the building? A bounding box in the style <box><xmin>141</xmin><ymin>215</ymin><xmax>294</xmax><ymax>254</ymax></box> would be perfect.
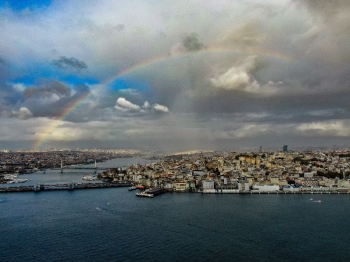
<box><xmin>202</xmin><ymin>180</ymin><xmax>215</xmax><ymax>189</ymax></box>
<box><xmin>202</xmin><ymin>180</ymin><xmax>216</xmax><ymax>193</ymax></box>
<box><xmin>252</xmin><ymin>185</ymin><xmax>280</xmax><ymax>192</ymax></box>
<box><xmin>238</xmin><ymin>180</ymin><xmax>250</xmax><ymax>191</ymax></box>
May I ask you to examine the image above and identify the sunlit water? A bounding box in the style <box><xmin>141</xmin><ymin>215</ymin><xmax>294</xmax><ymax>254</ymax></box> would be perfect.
<box><xmin>0</xmin><ymin>159</ymin><xmax>349</xmax><ymax>261</ymax></box>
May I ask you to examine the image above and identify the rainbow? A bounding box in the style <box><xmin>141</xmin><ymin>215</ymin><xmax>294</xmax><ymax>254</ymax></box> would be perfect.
<box><xmin>34</xmin><ymin>45</ymin><xmax>293</xmax><ymax>149</ymax></box>
<box><xmin>34</xmin><ymin>91</ymin><xmax>91</xmax><ymax>150</ymax></box>
<box><xmin>103</xmin><ymin>45</ymin><xmax>293</xmax><ymax>85</ymax></box>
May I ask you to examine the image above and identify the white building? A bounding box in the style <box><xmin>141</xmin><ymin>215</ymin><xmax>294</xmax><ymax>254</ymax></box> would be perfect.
<box><xmin>238</xmin><ymin>181</ymin><xmax>250</xmax><ymax>191</ymax></box>
<box><xmin>304</xmin><ymin>172</ymin><xmax>314</xmax><ymax>178</ymax></box>
<box><xmin>252</xmin><ymin>185</ymin><xmax>280</xmax><ymax>192</ymax></box>
<box><xmin>202</xmin><ymin>180</ymin><xmax>215</xmax><ymax>189</ymax></box>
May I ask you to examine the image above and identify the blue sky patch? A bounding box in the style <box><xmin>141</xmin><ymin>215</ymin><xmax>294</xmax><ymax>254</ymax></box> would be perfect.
<box><xmin>108</xmin><ymin>78</ymin><xmax>150</xmax><ymax>92</ymax></box>
<box><xmin>1</xmin><ymin>0</ymin><xmax>52</xmax><ymax>11</ymax></box>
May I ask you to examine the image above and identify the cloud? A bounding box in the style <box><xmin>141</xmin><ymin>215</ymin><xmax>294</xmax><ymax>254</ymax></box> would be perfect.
<box><xmin>211</xmin><ymin>66</ymin><xmax>251</xmax><ymax>90</ymax></box>
<box><xmin>12</xmin><ymin>107</ymin><xmax>33</xmax><ymax>120</ymax></box>
<box><xmin>52</xmin><ymin>56</ymin><xmax>87</xmax><ymax>71</ymax></box>
<box><xmin>24</xmin><ymin>80</ymin><xmax>71</xmax><ymax>98</ymax></box>
<box><xmin>293</xmin><ymin>0</ymin><xmax>350</xmax><ymax>18</ymax></box>
<box><xmin>114</xmin><ymin>97</ymin><xmax>169</xmax><ymax>115</ymax></box>
<box><xmin>1</xmin><ymin>0</ymin><xmax>350</xmax><ymax>150</ymax></box>
<box><xmin>15</xmin><ymin>81</ymin><xmax>94</xmax><ymax>120</ymax></box>
<box><xmin>153</xmin><ymin>103</ymin><xmax>169</xmax><ymax>113</ymax></box>
<box><xmin>296</xmin><ymin>121</ymin><xmax>350</xmax><ymax>137</ymax></box>
<box><xmin>182</xmin><ymin>33</ymin><xmax>204</xmax><ymax>52</ymax></box>
<box><xmin>115</xmin><ymin>97</ymin><xmax>141</xmax><ymax>112</ymax></box>
<box><xmin>209</xmin><ymin>56</ymin><xmax>282</xmax><ymax>94</ymax></box>
<box><xmin>217</xmin><ymin>21</ymin><xmax>264</xmax><ymax>48</ymax></box>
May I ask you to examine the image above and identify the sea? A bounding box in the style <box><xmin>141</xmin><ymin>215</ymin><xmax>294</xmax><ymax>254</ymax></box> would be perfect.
<box><xmin>0</xmin><ymin>158</ymin><xmax>349</xmax><ymax>262</ymax></box>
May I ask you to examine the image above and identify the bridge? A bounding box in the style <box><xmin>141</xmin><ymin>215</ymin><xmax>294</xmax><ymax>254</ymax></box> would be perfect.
<box><xmin>51</xmin><ymin>167</ymin><xmax>112</xmax><ymax>170</ymax></box>
<box><xmin>51</xmin><ymin>160</ymin><xmax>127</xmax><ymax>171</ymax></box>
<box><xmin>68</xmin><ymin>167</ymin><xmax>109</xmax><ymax>170</ymax></box>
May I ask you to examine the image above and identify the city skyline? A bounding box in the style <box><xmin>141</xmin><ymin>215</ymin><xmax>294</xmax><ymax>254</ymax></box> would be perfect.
<box><xmin>1</xmin><ymin>0</ymin><xmax>350</xmax><ymax>151</ymax></box>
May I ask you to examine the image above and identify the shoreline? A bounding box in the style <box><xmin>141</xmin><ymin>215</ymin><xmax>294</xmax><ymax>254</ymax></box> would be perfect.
<box><xmin>1</xmin><ymin>184</ymin><xmax>349</xmax><ymax>194</ymax></box>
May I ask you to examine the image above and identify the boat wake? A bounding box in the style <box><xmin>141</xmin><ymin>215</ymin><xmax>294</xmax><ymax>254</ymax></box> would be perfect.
<box><xmin>308</xmin><ymin>198</ymin><xmax>322</xmax><ymax>203</ymax></box>
<box><xmin>94</xmin><ymin>205</ymin><xmax>115</xmax><ymax>212</ymax></box>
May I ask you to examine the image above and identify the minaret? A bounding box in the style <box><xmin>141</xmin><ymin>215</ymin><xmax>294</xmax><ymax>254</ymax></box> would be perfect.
<box><xmin>60</xmin><ymin>160</ymin><xmax>63</xmax><ymax>173</ymax></box>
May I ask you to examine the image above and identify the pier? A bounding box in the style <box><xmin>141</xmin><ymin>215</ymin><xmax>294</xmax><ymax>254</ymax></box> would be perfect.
<box><xmin>136</xmin><ymin>188</ymin><xmax>167</xmax><ymax>198</ymax></box>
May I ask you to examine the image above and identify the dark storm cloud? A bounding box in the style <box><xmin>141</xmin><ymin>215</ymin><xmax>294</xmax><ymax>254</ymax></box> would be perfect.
<box><xmin>182</xmin><ymin>33</ymin><xmax>204</xmax><ymax>52</ymax></box>
<box><xmin>293</xmin><ymin>0</ymin><xmax>350</xmax><ymax>16</ymax></box>
<box><xmin>18</xmin><ymin>81</ymin><xmax>93</xmax><ymax>121</ymax></box>
<box><xmin>24</xmin><ymin>80</ymin><xmax>71</xmax><ymax>98</ymax></box>
<box><xmin>52</xmin><ymin>56</ymin><xmax>87</xmax><ymax>71</ymax></box>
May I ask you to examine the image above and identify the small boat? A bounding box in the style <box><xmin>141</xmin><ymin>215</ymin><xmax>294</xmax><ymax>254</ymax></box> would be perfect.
<box><xmin>135</xmin><ymin>185</ymin><xmax>145</xmax><ymax>189</ymax></box>
<box><xmin>128</xmin><ymin>186</ymin><xmax>137</xmax><ymax>191</ymax></box>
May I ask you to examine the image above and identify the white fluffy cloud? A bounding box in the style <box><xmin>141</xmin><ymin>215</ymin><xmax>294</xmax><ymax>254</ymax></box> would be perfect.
<box><xmin>115</xmin><ymin>97</ymin><xmax>169</xmax><ymax>114</ymax></box>
<box><xmin>210</xmin><ymin>56</ymin><xmax>284</xmax><ymax>95</ymax></box>
<box><xmin>143</xmin><ymin>101</ymin><xmax>150</xmax><ymax>109</ymax></box>
<box><xmin>153</xmin><ymin>103</ymin><xmax>169</xmax><ymax>113</ymax></box>
<box><xmin>211</xmin><ymin>67</ymin><xmax>251</xmax><ymax>90</ymax></box>
<box><xmin>115</xmin><ymin>97</ymin><xmax>140</xmax><ymax>112</ymax></box>
<box><xmin>211</xmin><ymin>56</ymin><xmax>257</xmax><ymax>90</ymax></box>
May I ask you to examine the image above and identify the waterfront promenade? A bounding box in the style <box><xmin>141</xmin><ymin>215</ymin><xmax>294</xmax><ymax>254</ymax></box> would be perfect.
<box><xmin>1</xmin><ymin>183</ymin><xmax>349</xmax><ymax>195</ymax></box>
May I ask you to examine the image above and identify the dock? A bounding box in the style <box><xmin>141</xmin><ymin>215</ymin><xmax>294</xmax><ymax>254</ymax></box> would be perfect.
<box><xmin>136</xmin><ymin>188</ymin><xmax>167</xmax><ymax>198</ymax></box>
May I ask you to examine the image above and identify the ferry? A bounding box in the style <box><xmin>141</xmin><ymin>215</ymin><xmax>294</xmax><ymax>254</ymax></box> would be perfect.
<box><xmin>136</xmin><ymin>191</ymin><xmax>154</xmax><ymax>198</ymax></box>
<box><xmin>82</xmin><ymin>174</ymin><xmax>97</xmax><ymax>181</ymax></box>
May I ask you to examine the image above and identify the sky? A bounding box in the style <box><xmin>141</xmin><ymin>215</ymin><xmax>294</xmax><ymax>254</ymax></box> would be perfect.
<box><xmin>1</xmin><ymin>0</ymin><xmax>350</xmax><ymax>152</ymax></box>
